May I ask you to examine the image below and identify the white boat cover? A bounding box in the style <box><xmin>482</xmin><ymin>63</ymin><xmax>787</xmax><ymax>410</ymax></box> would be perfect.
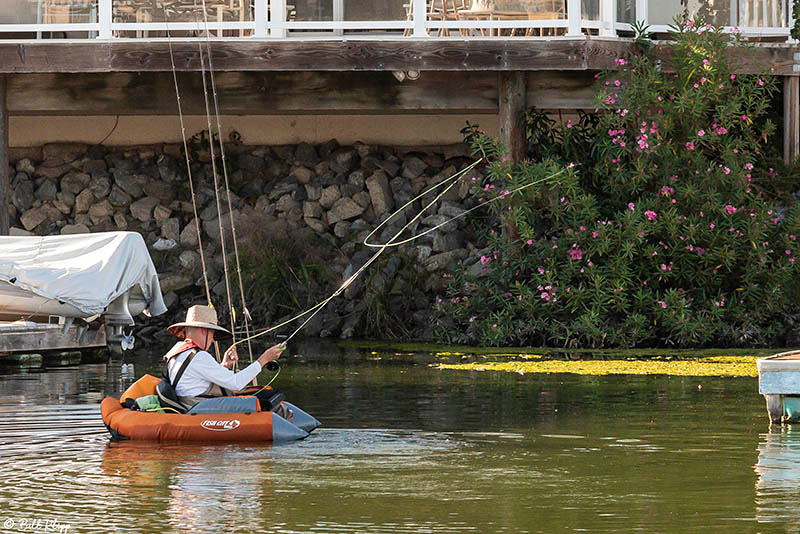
<box><xmin>0</xmin><ymin>231</ymin><xmax>167</xmax><ymax>317</ymax></box>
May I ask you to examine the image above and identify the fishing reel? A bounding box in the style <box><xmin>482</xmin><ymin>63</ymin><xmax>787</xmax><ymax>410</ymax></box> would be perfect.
<box><xmin>266</xmin><ymin>361</ymin><xmax>279</xmax><ymax>372</ymax></box>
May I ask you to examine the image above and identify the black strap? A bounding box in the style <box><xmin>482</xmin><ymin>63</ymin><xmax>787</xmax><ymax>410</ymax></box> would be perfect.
<box><xmin>170</xmin><ymin>348</ymin><xmax>198</xmax><ymax>389</ymax></box>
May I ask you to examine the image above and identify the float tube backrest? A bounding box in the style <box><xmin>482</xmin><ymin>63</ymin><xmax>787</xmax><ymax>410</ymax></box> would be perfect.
<box><xmin>120</xmin><ymin>374</ymin><xmax>162</xmax><ymax>403</ymax></box>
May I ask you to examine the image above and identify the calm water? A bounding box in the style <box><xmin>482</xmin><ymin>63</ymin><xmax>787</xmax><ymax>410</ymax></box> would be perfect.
<box><xmin>0</xmin><ymin>340</ymin><xmax>795</xmax><ymax>533</ymax></box>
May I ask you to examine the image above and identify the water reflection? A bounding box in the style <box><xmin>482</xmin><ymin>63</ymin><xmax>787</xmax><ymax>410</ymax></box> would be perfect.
<box><xmin>0</xmin><ymin>342</ymin><xmax>791</xmax><ymax>532</ymax></box>
<box><xmin>755</xmin><ymin>427</ymin><xmax>800</xmax><ymax>525</ymax></box>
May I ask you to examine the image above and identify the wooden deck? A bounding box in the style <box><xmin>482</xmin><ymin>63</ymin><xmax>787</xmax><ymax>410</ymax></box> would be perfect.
<box><xmin>0</xmin><ymin>38</ymin><xmax>796</xmax><ymax>74</ymax></box>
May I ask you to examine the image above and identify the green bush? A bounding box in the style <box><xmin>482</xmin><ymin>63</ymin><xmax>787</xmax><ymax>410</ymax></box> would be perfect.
<box><xmin>436</xmin><ymin>17</ymin><xmax>800</xmax><ymax>348</ymax></box>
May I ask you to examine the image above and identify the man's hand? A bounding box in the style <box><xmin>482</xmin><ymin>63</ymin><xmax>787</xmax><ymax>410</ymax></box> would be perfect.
<box><xmin>257</xmin><ymin>342</ymin><xmax>286</xmax><ymax>367</ymax></box>
<box><xmin>222</xmin><ymin>345</ymin><xmax>238</xmax><ymax>369</ymax></box>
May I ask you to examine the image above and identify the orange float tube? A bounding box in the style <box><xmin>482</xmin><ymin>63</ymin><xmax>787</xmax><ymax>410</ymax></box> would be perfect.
<box><xmin>100</xmin><ymin>374</ymin><xmax>313</xmax><ymax>442</ymax></box>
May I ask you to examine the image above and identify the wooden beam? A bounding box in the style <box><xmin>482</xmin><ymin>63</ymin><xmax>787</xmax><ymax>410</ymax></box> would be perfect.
<box><xmin>498</xmin><ymin>71</ymin><xmax>526</xmax><ymax>162</ymax></box>
<box><xmin>785</xmin><ymin>76</ymin><xmax>799</xmax><ymax>165</ymax></box>
<box><xmin>7</xmin><ymin>71</ymin><xmax>499</xmax><ymax>115</ymax></box>
<box><xmin>0</xmin><ymin>75</ymin><xmax>7</xmax><ymax>236</ymax></box>
<box><xmin>0</xmin><ymin>40</ymin><xmax>794</xmax><ymax>74</ymax></box>
<box><xmin>6</xmin><ymin>71</ymin><xmax>600</xmax><ymax>116</ymax></box>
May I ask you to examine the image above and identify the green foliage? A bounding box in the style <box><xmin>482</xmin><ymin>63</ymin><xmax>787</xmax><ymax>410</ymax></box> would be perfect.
<box><xmin>231</xmin><ymin>231</ymin><xmax>338</xmax><ymax>329</ymax></box>
<box><xmin>435</xmin><ymin>17</ymin><xmax>800</xmax><ymax>348</ymax></box>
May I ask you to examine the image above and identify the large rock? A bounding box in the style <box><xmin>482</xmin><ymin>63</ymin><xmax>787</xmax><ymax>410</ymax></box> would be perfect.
<box><xmin>276</xmin><ymin>194</ymin><xmax>299</xmax><ymax>213</ymax></box>
<box><xmin>353</xmin><ymin>191</ymin><xmax>371</xmax><ymax>209</ymax></box>
<box><xmin>82</xmin><ymin>159</ymin><xmax>108</xmax><ymax>177</ymax></box>
<box><xmin>113</xmin><ymin>213</ymin><xmax>129</xmax><ymax>230</ymax></box>
<box><xmin>366</xmin><ymin>170</ymin><xmax>394</xmax><ymax>217</ymax></box>
<box><xmin>153</xmin><ymin>205</ymin><xmax>172</xmax><ymax>226</ymax></box>
<box><xmin>161</xmin><ymin>217</ymin><xmax>180</xmax><ymax>241</ymax></box>
<box><xmin>327</xmin><ymin>197</ymin><xmax>365</xmax><ymax>225</ymax></box>
<box><xmin>20</xmin><ymin>207</ymin><xmax>47</xmax><ymax>231</ymax></box>
<box><xmin>89</xmin><ymin>176</ymin><xmax>112</xmax><ymax>199</ymax></box>
<box><xmin>305</xmin><ymin>183</ymin><xmax>322</xmax><ymax>201</ymax></box>
<box><xmin>433</xmin><ymin>231</ymin><xmax>464</xmax><ymax>252</ymax></box>
<box><xmin>180</xmin><ymin>219</ymin><xmax>200</xmax><ymax>248</ymax></box>
<box><xmin>144</xmin><ymin>180</ymin><xmax>174</xmax><ymax>203</ymax></box>
<box><xmin>88</xmin><ymin>199</ymin><xmax>114</xmax><ymax>220</ymax></box>
<box><xmin>61</xmin><ymin>171</ymin><xmax>91</xmax><ymax>194</ymax></box>
<box><xmin>291</xmin><ymin>166</ymin><xmax>313</xmax><ymax>184</ymax></box>
<box><xmin>130</xmin><ymin>196</ymin><xmax>159</xmax><ymax>222</ymax></box>
<box><xmin>203</xmin><ymin>209</ymin><xmax>240</xmax><ymax>242</ymax></box>
<box><xmin>74</xmin><ymin>190</ymin><xmax>94</xmax><ymax>214</ymax></box>
<box><xmin>15</xmin><ymin>159</ymin><xmax>35</xmax><ymax>175</ymax></box>
<box><xmin>423</xmin><ymin>248</ymin><xmax>468</xmax><ymax>271</ymax></box>
<box><xmin>36</xmin><ymin>163</ymin><xmax>73</xmax><ymax>180</ymax></box>
<box><xmin>402</xmin><ymin>156</ymin><xmax>428</xmax><ymax>179</ymax></box>
<box><xmin>295</xmin><ymin>142</ymin><xmax>319</xmax><ymax>167</ymax></box>
<box><xmin>56</xmin><ymin>191</ymin><xmax>75</xmax><ymax>208</ymax></box>
<box><xmin>34</xmin><ymin>180</ymin><xmax>57</xmax><ymax>201</ymax></box>
<box><xmin>303</xmin><ymin>201</ymin><xmax>323</xmax><ymax>219</ymax></box>
<box><xmin>304</xmin><ymin>217</ymin><xmax>328</xmax><ymax>233</ymax></box>
<box><xmin>115</xmin><ymin>173</ymin><xmax>148</xmax><ymax>198</ymax></box>
<box><xmin>41</xmin><ymin>203</ymin><xmax>65</xmax><ymax>223</ymax></box>
<box><xmin>60</xmin><ymin>223</ymin><xmax>91</xmax><ymax>235</ymax></box>
<box><xmin>422</xmin><ymin>214</ymin><xmax>458</xmax><ymax>232</ymax></box>
<box><xmin>178</xmin><ymin>250</ymin><xmax>202</xmax><ymax>273</ymax></box>
<box><xmin>108</xmin><ymin>185</ymin><xmax>133</xmax><ymax>207</ymax></box>
<box><xmin>329</xmin><ymin>147</ymin><xmax>358</xmax><ymax>174</ymax></box>
<box><xmin>319</xmin><ymin>185</ymin><xmax>341</xmax><ymax>209</ymax></box>
<box><xmin>53</xmin><ymin>198</ymin><xmax>72</xmax><ymax>215</ymax></box>
<box><xmin>42</xmin><ymin>143</ymin><xmax>86</xmax><ymax>164</ymax></box>
<box><xmin>11</xmin><ymin>179</ymin><xmax>34</xmax><ymax>211</ymax></box>
<box><xmin>159</xmin><ymin>272</ymin><xmax>195</xmax><ymax>293</ymax></box>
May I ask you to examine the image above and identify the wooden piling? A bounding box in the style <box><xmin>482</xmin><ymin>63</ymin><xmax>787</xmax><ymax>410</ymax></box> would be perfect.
<box><xmin>784</xmin><ymin>75</ymin><xmax>799</xmax><ymax>165</ymax></box>
<box><xmin>0</xmin><ymin>75</ymin><xmax>7</xmax><ymax>236</ymax></box>
<box><xmin>498</xmin><ymin>71</ymin><xmax>527</xmax><ymax>163</ymax></box>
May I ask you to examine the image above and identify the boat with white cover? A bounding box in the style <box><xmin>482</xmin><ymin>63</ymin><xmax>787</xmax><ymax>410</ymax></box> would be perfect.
<box><xmin>0</xmin><ymin>231</ymin><xmax>166</xmax><ymax>353</ymax></box>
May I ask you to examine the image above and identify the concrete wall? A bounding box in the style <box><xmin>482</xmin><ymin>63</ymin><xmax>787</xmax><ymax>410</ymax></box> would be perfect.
<box><xmin>9</xmin><ymin>114</ymin><xmax>501</xmax><ymax>148</ymax></box>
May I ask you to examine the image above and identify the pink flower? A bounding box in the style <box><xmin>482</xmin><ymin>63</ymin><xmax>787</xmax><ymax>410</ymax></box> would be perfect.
<box><xmin>469</xmin><ymin>316</ymin><xmax>476</xmax><ymax>322</ymax></box>
<box><xmin>724</xmin><ymin>204</ymin><xmax>736</xmax><ymax>215</ymax></box>
<box><xmin>526</xmin><ymin>239</ymin><xmax>533</xmax><ymax>245</ymax></box>
<box><xmin>645</xmin><ymin>210</ymin><xmax>657</xmax><ymax>221</ymax></box>
<box><xmin>480</xmin><ymin>256</ymin><xmax>490</xmax><ymax>265</ymax></box>
<box><xmin>730</xmin><ymin>74</ymin><xmax>736</xmax><ymax>80</ymax></box>
<box><xmin>567</xmin><ymin>247</ymin><xmax>583</xmax><ymax>261</ymax></box>
<box><xmin>685</xmin><ymin>141</ymin><xmax>695</xmax><ymax>150</ymax></box>
<box><xmin>758</xmin><ymin>79</ymin><xmax>765</xmax><ymax>86</ymax></box>
<box><xmin>698</xmin><ymin>129</ymin><xmax>705</xmax><ymax>137</ymax></box>
<box><xmin>615</xmin><ymin>58</ymin><xmax>627</xmax><ymax>66</ymax></box>
<box><xmin>723</xmin><ymin>167</ymin><xmax>730</xmax><ymax>174</ymax></box>
<box><xmin>658</xmin><ymin>301</ymin><xmax>667</xmax><ymax>309</ymax></box>
<box><xmin>540</xmin><ymin>292</ymin><xmax>550</xmax><ymax>301</ymax></box>
<box><xmin>628</xmin><ymin>202</ymin><xmax>635</xmax><ymax>210</ymax></box>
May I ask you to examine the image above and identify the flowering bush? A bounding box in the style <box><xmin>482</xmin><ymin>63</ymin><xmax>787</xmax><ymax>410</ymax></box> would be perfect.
<box><xmin>435</xmin><ymin>18</ymin><xmax>800</xmax><ymax>348</ymax></box>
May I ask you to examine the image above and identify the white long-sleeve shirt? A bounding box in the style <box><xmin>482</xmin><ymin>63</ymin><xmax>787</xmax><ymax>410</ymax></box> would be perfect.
<box><xmin>167</xmin><ymin>349</ymin><xmax>262</xmax><ymax>397</ymax></box>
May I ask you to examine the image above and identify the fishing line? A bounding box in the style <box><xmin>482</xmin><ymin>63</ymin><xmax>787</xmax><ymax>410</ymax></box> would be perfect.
<box><xmin>231</xmin><ymin>160</ymin><xmax>569</xmax><ymax>347</ymax></box>
<box><xmin>229</xmin><ymin>158</ymin><xmax>483</xmax><ymax>346</ymax></box>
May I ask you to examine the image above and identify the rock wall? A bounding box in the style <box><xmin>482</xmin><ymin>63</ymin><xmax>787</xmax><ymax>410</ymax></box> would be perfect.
<box><xmin>7</xmin><ymin>140</ymin><xmax>488</xmax><ymax>342</ymax></box>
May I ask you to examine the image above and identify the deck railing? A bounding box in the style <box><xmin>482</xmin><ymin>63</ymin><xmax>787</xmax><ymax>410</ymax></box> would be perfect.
<box><xmin>0</xmin><ymin>0</ymin><xmax>793</xmax><ymax>40</ymax></box>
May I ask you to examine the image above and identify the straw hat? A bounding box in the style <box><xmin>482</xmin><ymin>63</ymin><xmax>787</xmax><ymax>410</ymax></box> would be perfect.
<box><xmin>168</xmin><ymin>305</ymin><xmax>232</xmax><ymax>339</ymax></box>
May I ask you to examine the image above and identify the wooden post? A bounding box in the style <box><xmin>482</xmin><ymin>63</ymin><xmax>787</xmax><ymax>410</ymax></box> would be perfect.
<box><xmin>498</xmin><ymin>71</ymin><xmax>526</xmax><ymax>163</ymax></box>
<box><xmin>784</xmin><ymin>76</ymin><xmax>799</xmax><ymax>165</ymax></box>
<box><xmin>0</xmin><ymin>75</ymin><xmax>8</xmax><ymax>236</ymax></box>
<box><xmin>765</xmin><ymin>394</ymin><xmax>783</xmax><ymax>424</ymax></box>
<box><xmin>498</xmin><ymin>71</ymin><xmax>526</xmax><ymax>248</ymax></box>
